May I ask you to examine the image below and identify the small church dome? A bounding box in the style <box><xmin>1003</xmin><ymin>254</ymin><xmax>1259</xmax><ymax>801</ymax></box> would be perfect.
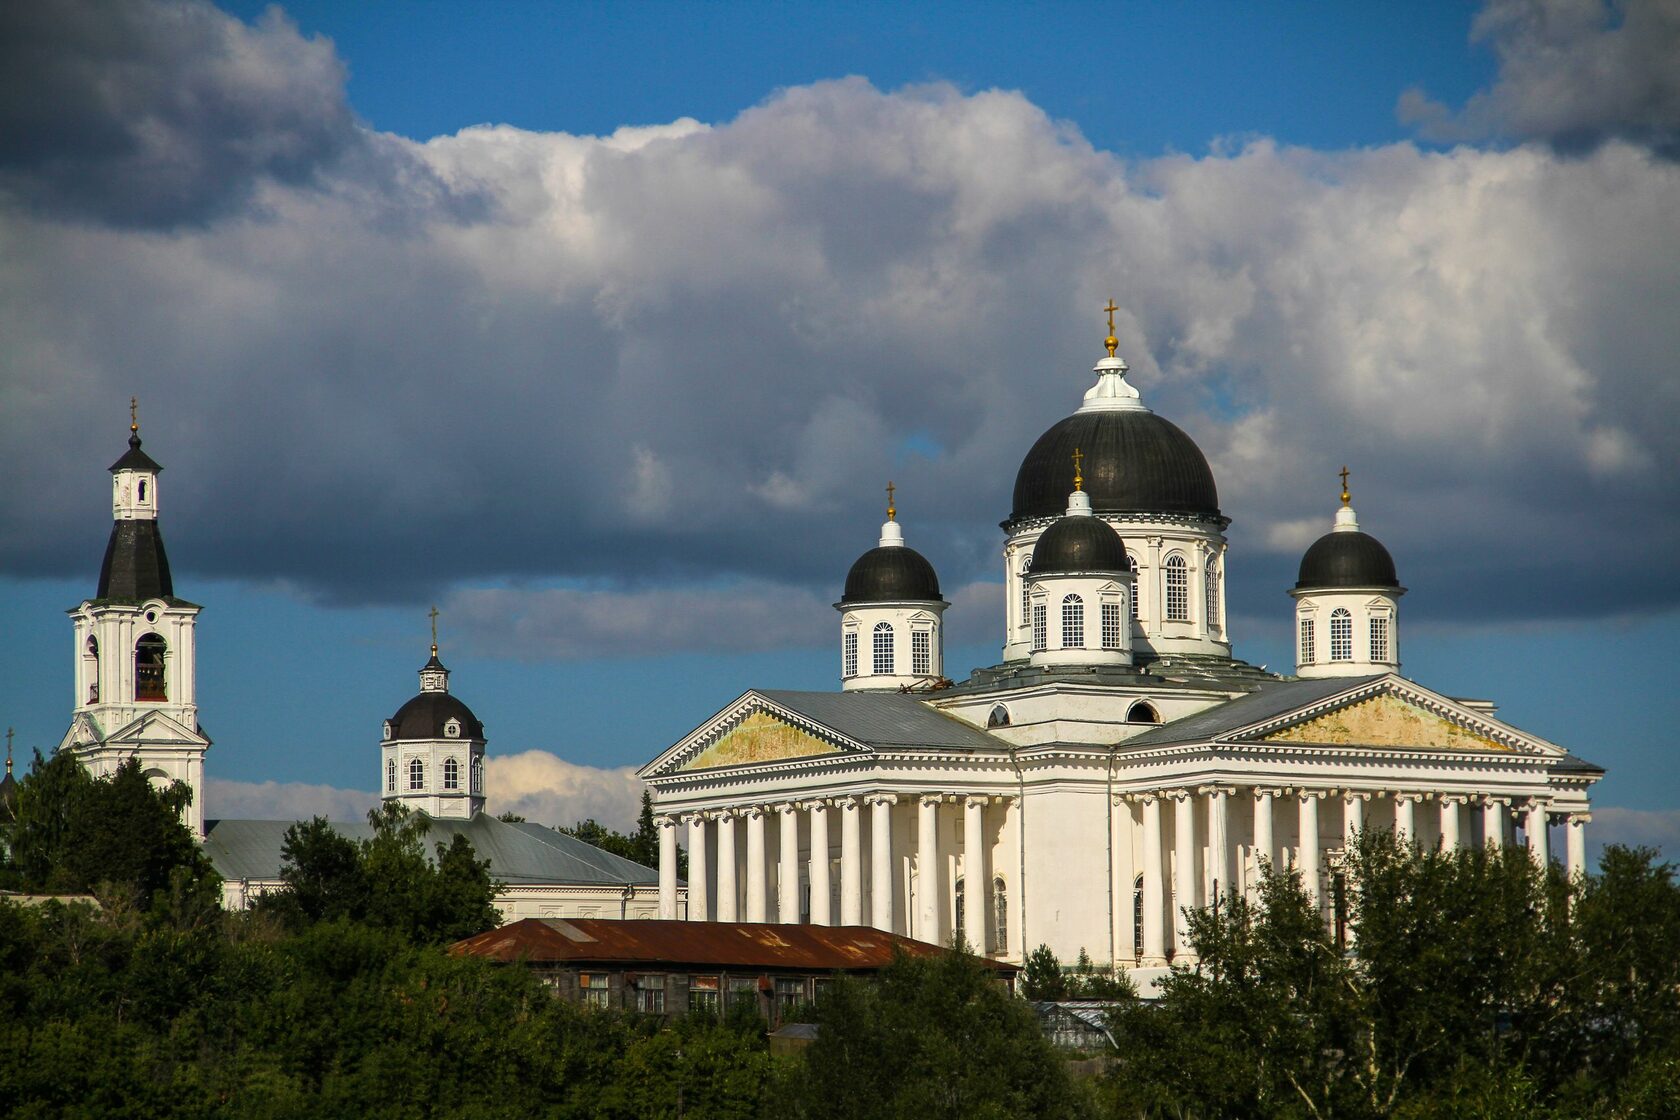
<box><xmin>388</xmin><ymin>691</ymin><xmax>484</xmax><ymax>741</ymax></box>
<box><xmin>1296</xmin><ymin>530</ymin><xmax>1399</xmax><ymax>590</ymax></box>
<box><xmin>1031</xmin><ymin>513</ymin><xmax>1129</xmax><ymax>574</ymax></box>
<box><xmin>1010</xmin><ymin>410</ymin><xmax>1220</xmax><ymax>526</ymax></box>
<box><xmin>841</xmin><ymin>545</ymin><xmax>942</xmax><ymax>604</ymax></box>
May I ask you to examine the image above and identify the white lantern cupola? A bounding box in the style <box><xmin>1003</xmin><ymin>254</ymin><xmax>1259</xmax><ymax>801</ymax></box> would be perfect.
<box><xmin>1026</xmin><ymin>450</ymin><xmax>1136</xmax><ymax>669</ymax></box>
<box><xmin>836</xmin><ymin>483</ymin><xmax>948</xmax><ymax>691</ymax></box>
<box><xmin>379</xmin><ymin>609</ymin><xmax>487</xmax><ymax>818</ymax></box>
<box><xmin>1290</xmin><ymin>469</ymin><xmax>1404</xmax><ymax>678</ymax></box>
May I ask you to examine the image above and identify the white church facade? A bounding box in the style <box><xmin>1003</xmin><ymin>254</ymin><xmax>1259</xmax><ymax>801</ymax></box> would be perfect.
<box><xmin>640</xmin><ymin>318</ymin><xmax>1603</xmax><ymax>976</ymax></box>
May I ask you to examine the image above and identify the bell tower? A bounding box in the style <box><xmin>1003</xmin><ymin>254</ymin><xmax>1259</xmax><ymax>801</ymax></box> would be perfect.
<box><xmin>60</xmin><ymin>403</ymin><xmax>210</xmax><ymax>836</ymax></box>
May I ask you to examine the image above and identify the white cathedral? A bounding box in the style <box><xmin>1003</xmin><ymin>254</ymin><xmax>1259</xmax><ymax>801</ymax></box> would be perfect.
<box><xmin>640</xmin><ymin>320</ymin><xmax>1603</xmax><ymax>977</ymax></box>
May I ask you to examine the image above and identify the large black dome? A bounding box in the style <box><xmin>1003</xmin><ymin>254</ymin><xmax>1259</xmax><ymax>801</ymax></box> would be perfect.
<box><xmin>1031</xmin><ymin>515</ymin><xmax>1129</xmax><ymax>574</ymax></box>
<box><xmin>1011</xmin><ymin>411</ymin><xmax>1220</xmax><ymax>524</ymax></box>
<box><xmin>841</xmin><ymin>545</ymin><xmax>943</xmax><ymax>604</ymax></box>
<box><xmin>388</xmin><ymin>692</ymin><xmax>485</xmax><ymax>741</ymax></box>
<box><xmin>1296</xmin><ymin>530</ymin><xmax>1400</xmax><ymax>589</ymax></box>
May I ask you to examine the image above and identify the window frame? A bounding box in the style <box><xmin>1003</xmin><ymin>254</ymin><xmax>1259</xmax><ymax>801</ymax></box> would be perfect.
<box><xmin>1299</xmin><ymin>614</ymin><xmax>1316</xmax><ymax>664</ymax></box>
<box><xmin>1031</xmin><ymin>603</ymin><xmax>1047</xmax><ymax>652</ymax></box>
<box><xmin>1061</xmin><ymin>593</ymin><xmax>1085</xmax><ymax>649</ymax></box>
<box><xmin>871</xmin><ymin>621</ymin><xmax>895</xmax><ymax>675</ymax></box>
<box><xmin>408</xmin><ymin>757</ymin><xmax>425</xmax><ymax>791</ymax></box>
<box><xmin>1330</xmin><ymin>608</ymin><xmax>1353</xmax><ymax>662</ymax></box>
<box><xmin>443</xmin><ymin>756</ymin><xmax>460</xmax><ymax>791</ymax></box>
<box><xmin>1164</xmin><ymin>553</ymin><xmax>1189</xmax><ymax>622</ymax></box>
<box><xmin>1101</xmin><ymin>600</ymin><xmax>1123</xmax><ymax>650</ymax></box>
<box><xmin>842</xmin><ymin>630</ymin><xmax>858</xmax><ymax>678</ymax></box>
<box><xmin>912</xmin><ymin>629</ymin><xmax>932</xmax><ymax>675</ymax></box>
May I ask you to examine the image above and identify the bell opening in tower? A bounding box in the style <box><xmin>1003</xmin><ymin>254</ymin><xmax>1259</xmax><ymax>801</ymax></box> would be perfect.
<box><xmin>135</xmin><ymin>633</ymin><xmax>167</xmax><ymax>701</ymax></box>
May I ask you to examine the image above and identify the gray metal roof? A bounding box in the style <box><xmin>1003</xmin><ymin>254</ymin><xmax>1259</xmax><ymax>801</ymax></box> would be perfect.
<box><xmin>202</xmin><ymin>813</ymin><xmax>660</xmax><ymax>886</ymax></box>
<box><xmin>1118</xmin><ymin>675</ymin><xmax>1384</xmax><ymax>748</ymax></box>
<box><xmin>756</xmin><ymin>689</ymin><xmax>1005</xmax><ymax>752</ymax></box>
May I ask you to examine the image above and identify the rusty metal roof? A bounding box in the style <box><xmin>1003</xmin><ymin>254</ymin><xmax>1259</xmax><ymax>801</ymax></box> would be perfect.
<box><xmin>451</xmin><ymin>918</ymin><xmax>1017</xmax><ymax>974</ymax></box>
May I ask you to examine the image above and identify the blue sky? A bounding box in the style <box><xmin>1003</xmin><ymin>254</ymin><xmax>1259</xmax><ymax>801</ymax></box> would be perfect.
<box><xmin>2</xmin><ymin>0</ymin><xmax>1676</xmax><ymax>840</ymax></box>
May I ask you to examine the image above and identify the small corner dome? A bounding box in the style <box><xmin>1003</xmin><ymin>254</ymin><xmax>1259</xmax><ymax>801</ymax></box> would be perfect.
<box><xmin>1011</xmin><ymin>411</ymin><xmax>1219</xmax><ymax>524</ymax></box>
<box><xmin>389</xmin><ymin>692</ymin><xmax>484</xmax><ymax>741</ymax></box>
<box><xmin>1030</xmin><ymin>514</ymin><xmax>1129</xmax><ymax>575</ymax></box>
<box><xmin>1296</xmin><ymin>530</ymin><xmax>1399</xmax><ymax>590</ymax></box>
<box><xmin>841</xmin><ymin>545</ymin><xmax>942</xmax><ymax>604</ymax></box>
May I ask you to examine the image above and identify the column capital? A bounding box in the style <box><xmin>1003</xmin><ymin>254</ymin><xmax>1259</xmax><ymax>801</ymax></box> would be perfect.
<box><xmin>1196</xmin><ymin>784</ymin><xmax>1237</xmax><ymax>797</ymax></box>
<box><xmin>864</xmin><ymin>793</ymin><xmax>899</xmax><ymax>808</ymax></box>
<box><xmin>1393</xmin><ymin>791</ymin><xmax>1423</xmax><ymax>804</ymax></box>
<box><xmin>706</xmin><ymin>807</ymin><xmax>737</xmax><ymax>822</ymax></box>
<box><xmin>679</xmin><ymin>811</ymin><xmax>706</xmax><ymax>827</ymax></box>
<box><xmin>742</xmin><ymin>804</ymin><xmax>767</xmax><ymax>821</ymax></box>
<box><xmin>1167</xmin><ymin>787</ymin><xmax>1194</xmax><ymax>803</ymax></box>
<box><xmin>654</xmin><ymin>814</ymin><xmax>679</xmax><ymax>830</ymax></box>
<box><xmin>1437</xmin><ymin>793</ymin><xmax>1467</xmax><ymax>807</ymax></box>
<box><xmin>772</xmin><ymin>801</ymin><xmax>798</xmax><ymax>815</ymax></box>
<box><xmin>798</xmin><ymin>798</ymin><xmax>830</xmax><ymax>813</ymax></box>
<box><xmin>1567</xmin><ymin>811</ymin><xmax>1593</xmax><ymax>825</ymax></box>
<box><xmin>1296</xmin><ymin>788</ymin><xmax>1329</xmax><ymax>802</ymax></box>
<box><xmin>919</xmin><ymin>793</ymin><xmax>944</xmax><ymax>809</ymax></box>
<box><xmin>1342</xmin><ymin>790</ymin><xmax>1374</xmax><ymax>803</ymax></box>
<box><xmin>1525</xmin><ymin>796</ymin><xmax>1552</xmax><ymax>811</ymax></box>
<box><xmin>963</xmin><ymin>794</ymin><xmax>990</xmax><ymax>810</ymax></box>
<box><xmin>832</xmin><ymin>794</ymin><xmax>859</xmax><ymax>810</ymax></box>
<box><xmin>1252</xmin><ymin>786</ymin><xmax>1283</xmax><ymax>799</ymax></box>
<box><xmin>1481</xmin><ymin>795</ymin><xmax>1511</xmax><ymax>809</ymax></box>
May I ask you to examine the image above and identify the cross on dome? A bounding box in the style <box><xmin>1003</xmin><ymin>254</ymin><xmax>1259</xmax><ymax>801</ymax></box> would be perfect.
<box><xmin>1103</xmin><ymin>299</ymin><xmax>1120</xmax><ymax>358</ymax></box>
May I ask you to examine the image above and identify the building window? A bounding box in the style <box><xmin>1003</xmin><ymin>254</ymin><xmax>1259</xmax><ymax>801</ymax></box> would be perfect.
<box><xmin>1061</xmin><ymin>594</ymin><xmax>1084</xmax><ymax>648</ymax></box>
<box><xmin>1299</xmin><ymin>616</ymin><xmax>1316</xmax><ymax>664</ymax></box>
<box><xmin>1031</xmin><ymin>604</ymin><xmax>1047</xmax><ymax>652</ymax></box>
<box><xmin>1101</xmin><ymin>601</ymin><xmax>1122</xmax><ymax>649</ymax></box>
<box><xmin>774</xmin><ymin>978</ymin><xmax>806</xmax><ymax>1020</ymax></box>
<box><xmin>726</xmin><ymin>977</ymin><xmax>758</xmax><ymax>1010</ymax></box>
<box><xmin>842</xmin><ymin>631</ymin><xmax>858</xmax><ymax>677</ymax></box>
<box><xmin>138</xmin><ymin>478</ymin><xmax>147</xmax><ymax>502</ymax></box>
<box><xmin>1127</xmin><ymin>700</ymin><xmax>1160</xmax><ymax>724</ymax></box>
<box><xmin>386</xmin><ymin>759</ymin><xmax>395</xmax><ymax>793</ymax></box>
<box><xmin>872</xmin><ymin>622</ymin><xmax>895</xmax><ymax>675</ymax></box>
<box><xmin>1205</xmin><ymin>559</ymin><xmax>1221</xmax><ymax>632</ymax></box>
<box><xmin>993</xmin><ymin>877</ymin><xmax>1008</xmax><ymax>953</ymax></box>
<box><xmin>688</xmin><ymin>975</ymin><xmax>720</xmax><ymax>1015</ymax></box>
<box><xmin>987</xmin><ymin>704</ymin><xmax>1010</xmax><ymax>728</ymax></box>
<box><xmin>912</xmin><ymin>630</ymin><xmax>931</xmax><ymax>675</ymax></box>
<box><xmin>1330</xmin><ymin>608</ymin><xmax>1353</xmax><ymax>661</ymax></box>
<box><xmin>636</xmin><ymin>975</ymin><xmax>666</xmax><ymax>1014</ymax></box>
<box><xmin>1370</xmin><ymin>615</ymin><xmax>1390</xmax><ymax>663</ymax></box>
<box><xmin>84</xmin><ymin>635</ymin><xmax>100</xmax><ymax>703</ymax></box>
<box><xmin>135</xmin><ymin>633</ymin><xmax>167</xmax><ymax>701</ymax></box>
<box><xmin>1133</xmin><ymin>875</ymin><xmax>1144</xmax><ymax>959</ymax></box>
<box><xmin>580</xmin><ymin>973</ymin><xmax>611</xmax><ymax>1010</ymax></box>
<box><xmin>1165</xmin><ymin>554</ymin><xmax>1188</xmax><ymax>621</ymax></box>
<box><xmin>1020</xmin><ymin>555</ymin><xmax>1033</xmax><ymax>627</ymax></box>
<box><xmin>1127</xmin><ymin>555</ymin><xmax>1140</xmax><ymax>619</ymax></box>
<box><xmin>408</xmin><ymin>758</ymin><xmax>424</xmax><ymax>791</ymax></box>
<box><xmin>443</xmin><ymin>757</ymin><xmax>459</xmax><ymax>790</ymax></box>
<box><xmin>472</xmin><ymin>756</ymin><xmax>483</xmax><ymax>794</ymax></box>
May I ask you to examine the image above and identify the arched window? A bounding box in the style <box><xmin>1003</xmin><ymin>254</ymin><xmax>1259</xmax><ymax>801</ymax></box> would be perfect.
<box><xmin>987</xmin><ymin>704</ymin><xmax>1011</xmax><ymax>728</ymax></box>
<box><xmin>992</xmin><ymin>877</ymin><xmax>1008</xmax><ymax>954</ymax></box>
<box><xmin>1101</xmin><ymin>601</ymin><xmax>1123</xmax><ymax>649</ymax></box>
<box><xmin>1031</xmin><ymin>604</ymin><xmax>1047</xmax><ymax>652</ymax></box>
<box><xmin>472</xmin><ymin>756</ymin><xmax>483</xmax><ymax>794</ymax></box>
<box><xmin>385</xmin><ymin>759</ymin><xmax>395</xmax><ymax>792</ymax></box>
<box><xmin>1205</xmin><ymin>558</ymin><xmax>1221</xmax><ymax>632</ymax></box>
<box><xmin>1330</xmin><ymin>608</ymin><xmax>1353</xmax><ymax>661</ymax></box>
<box><xmin>135</xmin><ymin>633</ymin><xmax>167</xmax><ymax>701</ymax></box>
<box><xmin>443</xmin><ymin>757</ymin><xmax>460</xmax><ymax>790</ymax></box>
<box><xmin>85</xmin><ymin>635</ymin><xmax>100</xmax><ymax>703</ymax></box>
<box><xmin>872</xmin><ymin>622</ymin><xmax>895</xmax><ymax>675</ymax></box>
<box><xmin>1127</xmin><ymin>555</ymin><xmax>1141</xmax><ymax>619</ymax></box>
<box><xmin>1061</xmin><ymin>594</ymin><xmax>1084</xmax><ymax>648</ymax></box>
<box><xmin>1299</xmin><ymin>616</ymin><xmax>1316</xmax><ymax>664</ymax></box>
<box><xmin>1019</xmin><ymin>555</ymin><xmax>1033</xmax><ymax>628</ymax></box>
<box><xmin>1370</xmin><ymin>615</ymin><xmax>1390</xmax><ymax>663</ymax></box>
<box><xmin>408</xmin><ymin>758</ymin><xmax>424</xmax><ymax>791</ymax></box>
<box><xmin>1127</xmin><ymin>700</ymin><xmax>1160</xmax><ymax>724</ymax></box>
<box><xmin>1165</xmin><ymin>554</ymin><xmax>1188</xmax><ymax>621</ymax></box>
<box><xmin>954</xmin><ymin>877</ymin><xmax>966</xmax><ymax>947</ymax></box>
<box><xmin>138</xmin><ymin>479</ymin><xmax>147</xmax><ymax>502</ymax></box>
<box><xmin>1133</xmin><ymin>874</ymin><xmax>1145</xmax><ymax>959</ymax></box>
<box><xmin>842</xmin><ymin>631</ymin><xmax>858</xmax><ymax>678</ymax></box>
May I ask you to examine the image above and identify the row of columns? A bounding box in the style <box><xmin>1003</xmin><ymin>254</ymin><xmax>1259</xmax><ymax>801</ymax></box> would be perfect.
<box><xmin>656</xmin><ymin>794</ymin><xmax>1001</xmax><ymax>950</ymax></box>
<box><xmin>1130</xmin><ymin>786</ymin><xmax>1590</xmax><ymax>966</ymax></box>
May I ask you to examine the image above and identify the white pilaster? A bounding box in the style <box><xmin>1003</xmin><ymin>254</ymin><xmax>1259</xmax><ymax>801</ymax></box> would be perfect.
<box><xmin>1395</xmin><ymin>794</ymin><xmax>1416</xmax><ymax>845</ymax></box>
<box><xmin>917</xmin><ymin>795</ymin><xmax>940</xmax><ymax>944</ymax></box>
<box><xmin>777</xmin><ymin>803</ymin><xmax>799</xmax><ymax>923</ymax></box>
<box><xmin>1566</xmin><ymin>813</ymin><xmax>1589</xmax><ymax>879</ymax></box>
<box><xmin>1439</xmin><ymin>796</ymin><xmax>1462</xmax><ymax>851</ymax></box>
<box><xmin>684</xmin><ymin>813</ymin><xmax>709</xmax><ymax>921</ymax></box>
<box><xmin>840</xmin><ymin>797</ymin><xmax>863</xmax><ymax>925</ymax></box>
<box><xmin>963</xmin><ymin>796</ymin><xmax>987</xmax><ymax>952</ymax></box>
<box><xmin>808</xmin><ymin>802</ymin><xmax>831</xmax><ymax>926</ymax></box>
<box><xmin>715</xmin><ymin>811</ymin><xmax>738</xmax><ymax>922</ymax></box>
<box><xmin>745</xmin><ymin>807</ymin><xmax>768</xmax><ymax>923</ymax></box>
<box><xmin>869</xmin><ymin>795</ymin><xmax>896</xmax><ymax>932</ymax></box>
<box><xmin>1172</xmin><ymin>790</ymin><xmax>1197</xmax><ymax>961</ymax></box>
<box><xmin>1526</xmin><ymin>802</ymin><xmax>1550</xmax><ymax>868</ymax></box>
<box><xmin>1483</xmin><ymin>798</ymin><xmax>1505</xmax><ymax>850</ymax></box>
<box><xmin>657</xmin><ymin>815</ymin><xmax>678</xmax><ymax>919</ymax></box>
<box><xmin>1299</xmin><ymin>792</ymin><xmax>1321</xmax><ymax>910</ymax></box>
<box><xmin>1141</xmin><ymin>794</ymin><xmax>1166</xmax><ymax>966</ymax></box>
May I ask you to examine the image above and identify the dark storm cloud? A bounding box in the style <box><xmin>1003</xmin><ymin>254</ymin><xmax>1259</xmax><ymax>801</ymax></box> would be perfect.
<box><xmin>0</xmin><ymin>0</ymin><xmax>360</xmax><ymax>226</ymax></box>
<box><xmin>1400</xmin><ymin>0</ymin><xmax>1680</xmax><ymax>159</ymax></box>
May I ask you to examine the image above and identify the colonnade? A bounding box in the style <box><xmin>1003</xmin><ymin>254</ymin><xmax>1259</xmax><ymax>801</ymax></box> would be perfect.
<box><xmin>1127</xmin><ymin>786</ymin><xmax>1590</xmax><ymax>966</ymax></box>
<box><xmin>655</xmin><ymin>794</ymin><xmax>1005</xmax><ymax>951</ymax></box>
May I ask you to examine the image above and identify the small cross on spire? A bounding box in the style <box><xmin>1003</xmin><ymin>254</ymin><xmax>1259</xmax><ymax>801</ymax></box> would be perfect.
<box><xmin>885</xmin><ymin>481</ymin><xmax>896</xmax><ymax>522</ymax></box>
<box><xmin>4</xmin><ymin>727</ymin><xmax>12</xmax><ymax>776</ymax></box>
<box><xmin>1102</xmin><ymin>299</ymin><xmax>1120</xmax><ymax>357</ymax></box>
<box><xmin>1339</xmin><ymin>465</ymin><xmax>1351</xmax><ymax>507</ymax></box>
<box><xmin>130</xmin><ymin>397</ymin><xmax>139</xmax><ymax>434</ymax></box>
<box><xmin>428</xmin><ymin>604</ymin><xmax>440</xmax><ymax>655</ymax></box>
<box><xmin>1072</xmin><ymin>447</ymin><xmax>1084</xmax><ymax>491</ymax></box>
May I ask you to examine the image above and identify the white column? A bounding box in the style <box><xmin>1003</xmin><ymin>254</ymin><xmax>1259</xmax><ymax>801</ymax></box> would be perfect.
<box><xmin>1566</xmin><ymin>813</ymin><xmax>1589</xmax><ymax>879</ymax></box>
<box><xmin>657</xmin><ymin>815</ymin><xmax>678</xmax><ymax>919</ymax></box>
<box><xmin>715</xmin><ymin>811</ymin><xmax>738</xmax><ymax>922</ymax></box>
<box><xmin>1394</xmin><ymin>794</ymin><xmax>1416</xmax><ymax>845</ymax></box>
<box><xmin>869</xmin><ymin>795</ymin><xmax>896</xmax><ymax>932</ymax></box>
<box><xmin>1207</xmin><ymin>788</ymin><xmax>1230</xmax><ymax>910</ymax></box>
<box><xmin>1526</xmin><ymin>801</ymin><xmax>1550</xmax><ymax>868</ymax></box>
<box><xmin>1141</xmin><ymin>794</ymin><xmax>1166</xmax><ymax>966</ymax></box>
<box><xmin>917</xmin><ymin>795</ymin><xmax>941</xmax><ymax>944</ymax></box>
<box><xmin>839</xmin><ymin>797</ymin><xmax>863</xmax><ymax>925</ymax></box>
<box><xmin>1483</xmin><ymin>798</ymin><xmax>1505</xmax><ymax>850</ymax></box>
<box><xmin>1343</xmin><ymin>792</ymin><xmax>1365</xmax><ymax>851</ymax></box>
<box><xmin>745</xmin><ymin>807</ymin><xmax>768</xmax><ymax>922</ymax></box>
<box><xmin>808</xmin><ymin>802</ymin><xmax>831</xmax><ymax>926</ymax></box>
<box><xmin>777</xmin><ymin>803</ymin><xmax>799</xmax><ymax>923</ymax></box>
<box><xmin>1172</xmin><ymin>790</ymin><xmax>1197</xmax><ymax>961</ymax></box>
<box><xmin>684</xmin><ymin>813</ymin><xmax>708</xmax><ymax>921</ymax></box>
<box><xmin>963</xmin><ymin>796</ymin><xmax>987</xmax><ymax>952</ymax></box>
<box><xmin>1251</xmin><ymin>789</ymin><xmax>1274</xmax><ymax>901</ymax></box>
<box><xmin>1437</xmin><ymin>796</ymin><xmax>1459</xmax><ymax>851</ymax></box>
<box><xmin>1298</xmin><ymin>792</ymin><xmax>1321</xmax><ymax>910</ymax></box>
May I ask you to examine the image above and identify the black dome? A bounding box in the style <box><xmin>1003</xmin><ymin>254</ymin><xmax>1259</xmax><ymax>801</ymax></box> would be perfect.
<box><xmin>97</xmin><ymin>520</ymin><xmax>174</xmax><ymax>601</ymax></box>
<box><xmin>389</xmin><ymin>692</ymin><xmax>484</xmax><ymax>741</ymax></box>
<box><xmin>1296</xmin><ymin>530</ymin><xmax>1399</xmax><ymax>589</ymax></box>
<box><xmin>1011</xmin><ymin>411</ymin><xmax>1219</xmax><ymax>524</ymax></box>
<box><xmin>841</xmin><ymin>545</ymin><xmax>942</xmax><ymax>604</ymax></box>
<box><xmin>1031</xmin><ymin>514</ymin><xmax>1129</xmax><ymax>574</ymax></box>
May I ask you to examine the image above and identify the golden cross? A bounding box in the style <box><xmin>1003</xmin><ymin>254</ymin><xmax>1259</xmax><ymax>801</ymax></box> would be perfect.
<box><xmin>1072</xmin><ymin>447</ymin><xmax>1084</xmax><ymax>490</ymax></box>
<box><xmin>885</xmin><ymin>481</ymin><xmax>896</xmax><ymax>521</ymax></box>
<box><xmin>428</xmin><ymin>605</ymin><xmax>440</xmax><ymax>653</ymax></box>
<box><xmin>130</xmin><ymin>396</ymin><xmax>139</xmax><ymax>434</ymax></box>
<box><xmin>4</xmin><ymin>727</ymin><xmax>12</xmax><ymax>775</ymax></box>
<box><xmin>1103</xmin><ymin>299</ymin><xmax>1120</xmax><ymax>357</ymax></box>
<box><xmin>1339</xmin><ymin>465</ymin><xmax>1351</xmax><ymax>506</ymax></box>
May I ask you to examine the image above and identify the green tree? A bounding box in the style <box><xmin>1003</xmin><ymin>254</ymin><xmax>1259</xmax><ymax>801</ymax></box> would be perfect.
<box><xmin>1021</xmin><ymin>942</ymin><xmax>1067</xmax><ymax>1000</ymax></box>
<box><xmin>558</xmin><ymin>790</ymin><xmax>687</xmax><ymax>876</ymax></box>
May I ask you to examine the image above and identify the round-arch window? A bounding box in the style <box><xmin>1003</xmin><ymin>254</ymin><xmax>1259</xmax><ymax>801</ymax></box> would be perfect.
<box><xmin>135</xmin><ymin>633</ymin><xmax>167</xmax><ymax>701</ymax></box>
<box><xmin>987</xmin><ymin>704</ymin><xmax>1011</xmax><ymax>728</ymax></box>
<box><xmin>1127</xmin><ymin>700</ymin><xmax>1160</xmax><ymax>724</ymax></box>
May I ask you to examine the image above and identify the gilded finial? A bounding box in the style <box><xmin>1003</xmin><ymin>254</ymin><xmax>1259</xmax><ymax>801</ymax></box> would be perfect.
<box><xmin>4</xmin><ymin>727</ymin><xmax>12</xmax><ymax>776</ymax></box>
<box><xmin>1102</xmin><ymin>299</ymin><xmax>1120</xmax><ymax>358</ymax></box>
<box><xmin>130</xmin><ymin>397</ymin><xmax>139</xmax><ymax>434</ymax></box>
<box><xmin>428</xmin><ymin>604</ymin><xmax>440</xmax><ymax>656</ymax></box>
<box><xmin>1339</xmin><ymin>465</ymin><xmax>1351</xmax><ymax>507</ymax></box>
<box><xmin>885</xmin><ymin>481</ymin><xmax>896</xmax><ymax>522</ymax></box>
<box><xmin>1072</xmin><ymin>447</ymin><xmax>1084</xmax><ymax>491</ymax></box>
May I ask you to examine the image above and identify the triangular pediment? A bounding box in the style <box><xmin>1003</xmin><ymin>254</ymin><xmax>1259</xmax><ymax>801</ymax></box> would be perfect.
<box><xmin>1228</xmin><ymin>677</ymin><xmax>1562</xmax><ymax>757</ymax></box>
<box><xmin>641</xmin><ymin>693</ymin><xmax>865</xmax><ymax>778</ymax></box>
<box><xmin>58</xmin><ymin>711</ymin><xmax>105</xmax><ymax>752</ymax></box>
<box><xmin>106</xmin><ymin>710</ymin><xmax>209</xmax><ymax>748</ymax></box>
